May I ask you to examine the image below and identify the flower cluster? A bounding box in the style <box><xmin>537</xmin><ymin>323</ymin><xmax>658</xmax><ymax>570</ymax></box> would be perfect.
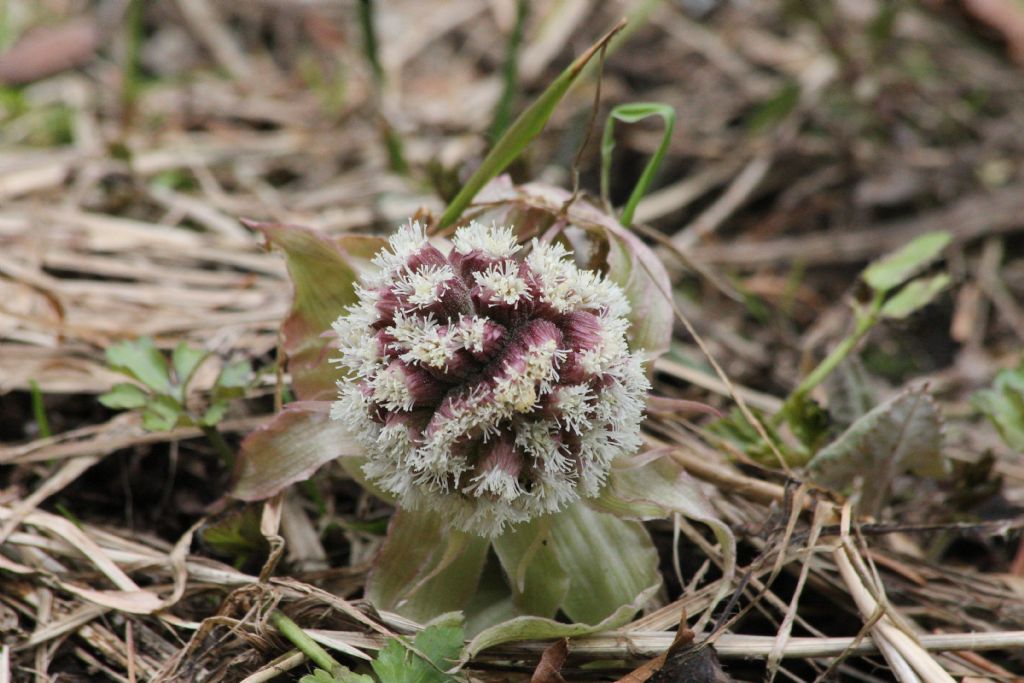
<box><xmin>330</xmin><ymin>221</ymin><xmax>649</xmax><ymax>535</ymax></box>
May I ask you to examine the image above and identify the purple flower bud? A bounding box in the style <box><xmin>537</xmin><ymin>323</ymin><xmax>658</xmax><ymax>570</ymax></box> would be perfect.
<box><xmin>331</xmin><ymin>220</ymin><xmax>649</xmax><ymax>535</ymax></box>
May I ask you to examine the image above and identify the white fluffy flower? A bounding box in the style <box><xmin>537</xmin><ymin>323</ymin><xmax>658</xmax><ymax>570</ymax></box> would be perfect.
<box><xmin>331</xmin><ymin>220</ymin><xmax>649</xmax><ymax>536</ymax></box>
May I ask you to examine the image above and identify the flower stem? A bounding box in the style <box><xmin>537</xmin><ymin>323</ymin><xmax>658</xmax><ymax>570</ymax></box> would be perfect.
<box><xmin>200</xmin><ymin>425</ymin><xmax>235</xmax><ymax>468</ymax></box>
<box><xmin>269</xmin><ymin>610</ymin><xmax>341</xmax><ymax>673</ymax></box>
<box><xmin>775</xmin><ymin>290</ymin><xmax>885</xmax><ymax>427</ymax></box>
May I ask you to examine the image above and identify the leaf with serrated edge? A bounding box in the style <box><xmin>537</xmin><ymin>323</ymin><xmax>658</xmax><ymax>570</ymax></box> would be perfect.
<box><xmin>233</xmin><ymin>403</ymin><xmax>360</xmax><ymax>500</ymax></box>
<box><xmin>807</xmin><ymin>387</ymin><xmax>947</xmax><ymax>515</ymax></box>
<box><xmin>216</xmin><ymin>360</ymin><xmax>252</xmax><ymax>389</ymax></box>
<box><xmin>140</xmin><ymin>396</ymin><xmax>182</xmax><ymax>431</ymax></box>
<box><xmin>372</xmin><ymin>622</ymin><xmax>464</xmax><ymax>683</ymax></box>
<box><xmin>106</xmin><ymin>337</ymin><xmax>171</xmax><ymax>394</ymax></box>
<box><xmin>299</xmin><ymin>668</ymin><xmax>372</xmax><ymax>683</ymax></box>
<box><xmin>973</xmin><ymin>368</ymin><xmax>1024</xmax><ymax>451</ymax></box>
<box><xmin>250</xmin><ymin>221</ymin><xmax>386</xmax><ymax>401</ymax></box>
<box><xmin>171</xmin><ymin>342</ymin><xmax>210</xmax><ymax>393</ymax></box>
<box><xmin>862</xmin><ymin>231</ymin><xmax>951</xmax><ymax>292</ymax></box>
<box><xmin>200</xmin><ymin>401</ymin><xmax>229</xmax><ymax>427</ymax></box>
<box><xmin>367</xmin><ymin>508</ymin><xmax>490</xmax><ymax>624</ymax></box>
<box><xmin>98</xmin><ymin>383</ymin><xmax>149</xmax><ymax>409</ymax></box>
<box><xmin>879</xmin><ymin>273</ymin><xmax>950</xmax><ymax>319</ymax></box>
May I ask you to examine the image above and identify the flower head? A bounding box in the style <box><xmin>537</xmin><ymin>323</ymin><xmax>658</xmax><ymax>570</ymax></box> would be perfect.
<box><xmin>331</xmin><ymin>220</ymin><xmax>649</xmax><ymax>535</ymax></box>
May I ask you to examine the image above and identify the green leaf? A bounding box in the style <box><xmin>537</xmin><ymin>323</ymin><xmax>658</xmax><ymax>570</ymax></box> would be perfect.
<box><xmin>171</xmin><ymin>342</ymin><xmax>210</xmax><ymax>390</ymax></box>
<box><xmin>972</xmin><ymin>365</ymin><xmax>1024</xmax><ymax>451</ymax></box>
<box><xmin>98</xmin><ymin>383</ymin><xmax>149</xmax><ymax>410</ymax></box>
<box><xmin>879</xmin><ymin>272</ymin><xmax>951</xmax><ymax>319</ymax></box>
<box><xmin>140</xmin><ymin>396</ymin><xmax>183</xmax><ymax>431</ymax></box>
<box><xmin>199</xmin><ymin>505</ymin><xmax>267</xmax><ymax>563</ymax></box>
<box><xmin>372</xmin><ymin>622</ymin><xmax>463</xmax><ymax>683</ymax></box>
<box><xmin>300</xmin><ymin>668</ymin><xmax>373</xmax><ymax>683</ymax></box>
<box><xmin>413</xmin><ymin>622</ymin><xmax>464</xmax><ymax>670</ymax></box>
<box><xmin>436</xmin><ymin>23</ymin><xmax>624</xmax><ymax>229</ymax></box>
<box><xmin>862</xmin><ymin>231</ymin><xmax>952</xmax><ymax>292</ymax></box>
<box><xmin>491</xmin><ymin>516</ymin><xmax>569</xmax><ymax>618</ymax></box>
<box><xmin>807</xmin><ymin>387</ymin><xmax>947</xmax><ymax>515</ymax></box>
<box><xmin>215</xmin><ymin>359</ymin><xmax>252</xmax><ymax>390</ymax></box>
<box><xmin>707</xmin><ymin>406</ymin><xmax>796</xmax><ymax>466</ymax></box>
<box><xmin>374</xmin><ymin>634</ymin><xmax>454</xmax><ymax>679</ymax></box>
<box><xmin>251</xmin><ymin>222</ymin><xmax>385</xmax><ymax>401</ymax></box>
<box><xmin>366</xmin><ymin>508</ymin><xmax>490</xmax><ymax>624</ymax></box>
<box><xmin>825</xmin><ymin>358</ymin><xmax>876</xmax><ymax>429</ymax></box>
<box><xmin>591</xmin><ymin>454</ymin><xmax>736</xmax><ymax>606</ymax></box>
<box><xmin>546</xmin><ymin>502</ymin><xmax>660</xmax><ymax>625</ymax></box>
<box><xmin>200</xmin><ymin>401</ymin><xmax>229</xmax><ymax>427</ymax></box>
<box><xmin>786</xmin><ymin>396</ymin><xmax>832</xmax><ymax>452</ymax></box>
<box><xmin>600</xmin><ymin>102</ymin><xmax>675</xmax><ymax>226</ymax></box>
<box><xmin>234</xmin><ymin>404</ymin><xmax>362</xmax><ymax>500</ymax></box>
<box><xmin>463</xmin><ymin>555</ymin><xmax>521</xmax><ymax>636</ymax></box>
<box><xmin>603</xmin><ymin>225</ymin><xmax>674</xmax><ymax>360</ymax></box>
<box><xmin>105</xmin><ymin>337</ymin><xmax>172</xmax><ymax>394</ymax></box>
<box><xmin>747</xmin><ymin>81</ymin><xmax>800</xmax><ymax>132</ymax></box>
<box><xmin>467</xmin><ymin>579</ymin><xmax>659</xmax><ymax>657</ymax></box>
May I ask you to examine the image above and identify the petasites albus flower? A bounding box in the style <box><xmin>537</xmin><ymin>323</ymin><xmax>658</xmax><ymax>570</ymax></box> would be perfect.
<box><xmin>330</xmin><ymin>221</ymin><xmax>649</xmax><ymax>536</ymax></box>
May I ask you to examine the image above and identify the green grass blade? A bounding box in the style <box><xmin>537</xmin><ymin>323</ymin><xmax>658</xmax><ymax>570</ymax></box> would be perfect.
<box><xmin>120</xmin><ymin>0</ymin><xmax>144</xmax><ymax>129</ymax></box>
<box><xmin>357</xmin><ymin>0</ymin><xmax>384</xmax><ymax>82</ymax></box>
<box><xmin>29</xmin><ymin>380</ymin><xmax>51</xmax><ymax>439</ymax></box>
<box><xmin>600</xmin><ymin>102</ymin><xmax>675</xmax><ymax>226</ymax></box>
<box><xmin>436</xmin><ymin>20</ymin><xmax>626</xmax><ymax>230</ymax></box>
<box><xmin>488</xmin><ymin>0</ymin><xmax>530</xmax><ymax>143</ymax></box>
<box><xmin>358</xmin><ymin>0</ymin><xmax>408</xmax><ymax>174</ymax></box>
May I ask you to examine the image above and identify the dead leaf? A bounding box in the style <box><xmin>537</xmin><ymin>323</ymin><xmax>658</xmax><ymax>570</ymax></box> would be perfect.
<box><xmin>233</xmin><ymin>402</ymin><xmax>361</xmax><ymax>501</ymax></box>
<box><xmin>530</xmin><ymin>638</ymin><xmax>569</xmax><ymax>683</ymax></box>
<box><xmin>616</xmin><ymin>613</ymin><xmax>714</xmax><ymax>683</ymax></box>
<box><xmin>0</xmin><ymin>18</ymin><xmax>100</xmax><ymax>85</ymax></box>
<box><xmin>248</xmin><ymin>220</ymin><xmax>385</xmax><ymax>401</ymax></box>
<box><xmin>963</xmin><ymin>0</ymin><xmax>1024</xmax><ymax>64</ymax></box>
<box><xmin>647</xmin><ymin>644</ymin><xmax>732</xmax><ymax>683</ymax></box>
<box><xmin>806</xmin><ymin>386</ymin><xmax>947</xmax><ymax>516</ymax></box>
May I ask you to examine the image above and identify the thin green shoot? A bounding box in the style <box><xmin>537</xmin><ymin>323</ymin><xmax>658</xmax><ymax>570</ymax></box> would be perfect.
<box><xmin>775</xmin><ymin>289</ymin><xmax>885</xmax><ymax>432</ymax></box>
<box><xmin>358</xmin><ymin>0</ymin><xmax>408</xmax><ymax>175</ymax></box>
<box><xmin>270</xmin><ymin>610</ymin><xmax>343</xmax><ymax>673</ymax></box>
<box><xmin>120</xmin><ymin>0</ymin><xmax>144</xmax><ymax>130</ymax></box>
<box><xmin>488</xmin><ymin>0</ymin><xmax>529</xmax><ymax>143</ymax></box>
<box><xmin>29</xmin><ymin>379</ymin><xmax>52</xmax><ymax>439</ymax></box>
<box><xmin>437</xmin><ymin>20</ymin><xmax>626</xmax><ymax>230</ymax></box>
<box><xmin>600</xmin><ymin>102</ymin><xmax>675</xmax><ymax>226</ymax></box>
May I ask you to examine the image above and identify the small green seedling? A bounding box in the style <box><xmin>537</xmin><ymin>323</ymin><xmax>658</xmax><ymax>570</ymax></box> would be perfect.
<box><xmin>99</xmin><ymin>337</ymin><xmax>251</xmax><ymax>464</ymax></box>
<box><xmin>972</xmin><ymin>363</ymin><xmax>1024</xmax><ymax>451</ymax></box>
<box><xmin>777</xmin><ymin>230</ymin><xmax>953</xmax><ymax>438</ymax></box>
<box><xmin>296</xmin><ymin>620</ymin><xmax>464</xmax><ymax>683</ymax></box>
<box><xmin>712</xmin><ymin>231</ymin><xmax>953</xmax><ymax>469</ymax></box>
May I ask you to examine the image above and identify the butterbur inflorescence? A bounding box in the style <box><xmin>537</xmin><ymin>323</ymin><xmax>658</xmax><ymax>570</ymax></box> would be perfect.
<box><xmin>330</xmin><ymin>221</ymin><xmax>649</xmax><ymax>535</ymax></box>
